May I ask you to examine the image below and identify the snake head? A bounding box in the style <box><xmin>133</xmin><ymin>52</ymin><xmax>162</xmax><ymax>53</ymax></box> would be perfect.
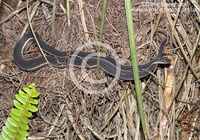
<box><xmin>158</xmin><ymin>57</ymin><xmax>171</xmax><ymax>64</ymax></box>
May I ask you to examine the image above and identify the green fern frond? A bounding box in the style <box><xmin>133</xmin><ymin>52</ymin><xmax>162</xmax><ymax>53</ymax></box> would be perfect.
<box><xmin>0</xmin><ymin>83</ymin><xmax>40</xmax><ymax>140</ymax></box>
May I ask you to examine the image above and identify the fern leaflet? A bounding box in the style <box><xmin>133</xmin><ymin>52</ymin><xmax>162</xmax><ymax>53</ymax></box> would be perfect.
<box><xmin>0</xmin><ymin>83</ymin><xmax>40</xmax><ymax>140</ymax></box>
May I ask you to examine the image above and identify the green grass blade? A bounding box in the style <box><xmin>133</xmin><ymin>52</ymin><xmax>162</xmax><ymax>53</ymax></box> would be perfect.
<box><xmin>124</xmin><ymin>0</ymin><xmax>147</xmax><ymax>135</ymax></box>
<box><xmin>66</xmin><ymin>0</ymin><xmax>70</xmax><ymax>26</ymax></box>
<box><xmin>52</xmin><ymin>0</ymin><xmax>56</xmax><ymax>33</ymax></box>
<box><xmin>96</xmin><ymin>0</ymin><xmax>107</xmax><ymax>77</ymax></box>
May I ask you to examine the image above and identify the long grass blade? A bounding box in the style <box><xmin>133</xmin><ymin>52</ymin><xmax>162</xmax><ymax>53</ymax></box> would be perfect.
<box><xmin>66</xmin><ymin>0</ymin><xmax>70</xmax><ymax>26</ymax></box>
<box><xmin>52</xmin><ymin>0</ymin><xmax>56</xmax><ymax>33</ymax></box>
<box><xmin>96</xmin><ymin>0</ymin><xmax>107</xmax><ymax>78</ymax></box>
<box><xmin>124</xmin><ymin>0</ymin><xmax>147</xmax><ymax>136</ymax></box>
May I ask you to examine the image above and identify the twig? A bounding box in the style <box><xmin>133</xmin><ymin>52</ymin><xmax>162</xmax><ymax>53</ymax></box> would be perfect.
<box><xmin>87</xmin><ymin>125</ymin><xmax>105</xmax><ymax>140</ymax></box>
<box><xmin>39</xmin><ymin>0</ymin><xmax>54</xmax><ymax>6</ymax></box>
<box><xmin>98</xmin><ymin>91</ymin><xmax>126</xmax><ymax>133</ymax></box>
<box><xmin>47</xmin><ymin>104</ymin><xmax>65</xmax><ymax>136</ymax></box>
<box><xmin>0</xmin><ymin>0</ymin><xmax>34</xmax><ymax>25</ymax></box>
<box><xmin>20</xmin><ymin>1</ymin><xmax>40</xmax><ymax>38</ymax></box>
<box><xmin>78</xmin><ymin>0</ymin><xmax>90</xmax><ymax>43</ymax></box>
<box><xmin>162</xmin><ymin>0</ymin><xmax>199</xmax><ymax>81</ymax></box>
<box><xmin>26</xmin><ymin>0</ymin><xmax>58</xmax><ymax>74</ymax></box>
<box><xmin>65</xmin><ymin>100</ymin><xmax>86</xmax><ymax>140</ymax></box>
<box><xmin>167</xmin><ymin>32</ymin><xmax>200</xmax><ymax>113</ymax></box>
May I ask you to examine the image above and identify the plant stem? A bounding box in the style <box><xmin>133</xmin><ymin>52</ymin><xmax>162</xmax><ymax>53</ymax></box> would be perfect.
<box><xmin>124</xmin><ymin>0</ymin><xmax>147</xmax><ymax>136</ymax></box>
<box><xmin>96</xmin><ymin>0</ymin><xmax>107</xmax><ymax>77</ymax></box>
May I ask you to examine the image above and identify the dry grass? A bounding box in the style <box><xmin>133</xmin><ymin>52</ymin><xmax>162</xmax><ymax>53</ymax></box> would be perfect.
<box><xmin>0</xmin><ymin>0</ymin><xmax>199</xmax><ymax>139</ymax></box>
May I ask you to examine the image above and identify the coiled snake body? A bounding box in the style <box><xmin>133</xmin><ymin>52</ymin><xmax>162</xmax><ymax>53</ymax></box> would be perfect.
<box><xmin>13</xmin><ymin>32</ymin><xmax>171</xmax><ymax>80</ymax></box>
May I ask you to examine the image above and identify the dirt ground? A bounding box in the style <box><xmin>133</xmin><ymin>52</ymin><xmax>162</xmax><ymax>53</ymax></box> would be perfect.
<box><xmin>0</xmin><ymin>0</ymin><xmax>199</xmax><ymax>139</ymax></box>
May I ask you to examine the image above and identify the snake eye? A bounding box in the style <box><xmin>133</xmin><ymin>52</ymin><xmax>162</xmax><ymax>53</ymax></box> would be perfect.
<box><xmin>159</xmin><ymin>58</ymin><xmax>170</xmax><ymax>64</ymax></box>
<box><xmin>162</xmin><ymin>58</ymin><xmax>171</xmax><ymax>64</ymax></box>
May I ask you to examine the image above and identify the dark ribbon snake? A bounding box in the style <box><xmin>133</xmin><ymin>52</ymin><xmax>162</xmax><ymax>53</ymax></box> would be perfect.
<box><xmin>13</xmin><ymin>32</ymin><xmax>171</xmax><ymax>80</ymax></box>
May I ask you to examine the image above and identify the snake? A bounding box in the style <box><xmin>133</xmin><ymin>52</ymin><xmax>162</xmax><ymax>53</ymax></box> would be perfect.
<box><xmin>13</xmin><ymin>32</ymin><xmax>171</xmax><ymax>80</ymax></box>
